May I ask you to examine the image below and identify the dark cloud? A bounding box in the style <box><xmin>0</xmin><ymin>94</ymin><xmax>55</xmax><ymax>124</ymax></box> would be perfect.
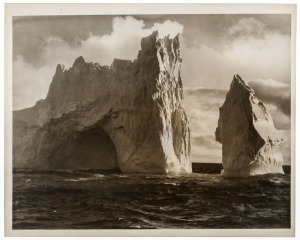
<box><xmin>227</xmin><ymin>17</ymin><xmax>266</xmax><ymax>39</ymax></box>
<box><xmin>13</xmin><ymin>15</ymin><xmax>115</xmax><ymax>67</ymax></box>
<box><xmin>136</xmin><ymin>14</ymin><xmax>291</xmax><ymax>51</ymax></box>
<box><xmin>255</xmin><ymin>14</ymin><xmax>291</xmax><ymax>36</ymax></box>
<box><xmin>14</xmin><ymin>14</ymin><xmax>291</xmax><ymax>67</ymax></box>
<box><xmin>248</xmin><ymin>79</ymin><xmax>291</xmax><ymax>130</ymax></box>
<box><xmin>227</xmin><ymin>15</ymin><xmax>291</xmax><ymax>40</ymax></box>
<box><xmin>248</xmin><ymin>79</ymin><xmax>291</xmax><ymax>116</ymax></box>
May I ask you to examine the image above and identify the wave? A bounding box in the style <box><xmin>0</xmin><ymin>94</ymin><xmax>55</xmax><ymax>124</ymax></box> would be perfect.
<box><xmin>64</xmin><ymin>174</ymin><xmax>106</xmax><ymax>182</ymax></box>
<box><xmin>13</xmin><ymin>168</ymin><xmax>291</xmax><ymax>229</ymax></box>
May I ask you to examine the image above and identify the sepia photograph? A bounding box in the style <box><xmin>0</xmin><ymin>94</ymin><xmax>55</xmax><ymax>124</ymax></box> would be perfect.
<box><xmin>4</xmin><ymin>3</ymin><xmax>296</xmax><ymax>237</ymax></box>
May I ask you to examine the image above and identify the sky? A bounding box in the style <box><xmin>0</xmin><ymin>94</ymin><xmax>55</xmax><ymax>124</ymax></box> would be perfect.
<box><xmin>13</xmin><ymin>14</ymin><xmax>291</xmax><ymax>164</ymax></box>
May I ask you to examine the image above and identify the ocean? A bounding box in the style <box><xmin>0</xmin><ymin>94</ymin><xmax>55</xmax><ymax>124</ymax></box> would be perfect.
<box><xmin>13</xmin><ymin>163</ymin><xmax>291</xmax><ymax>229</ymax></box>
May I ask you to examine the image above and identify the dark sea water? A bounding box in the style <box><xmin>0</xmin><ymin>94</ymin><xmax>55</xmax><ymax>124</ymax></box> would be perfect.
<box><xmin>13</xmin><ymin>163</ymin><xmax>291</xmax><ymax>229</ymax></box>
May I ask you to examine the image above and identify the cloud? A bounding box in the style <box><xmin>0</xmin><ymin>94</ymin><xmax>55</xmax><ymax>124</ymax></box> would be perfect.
<box><xmin>151</xmin><ymin>20</ymin><xmax>184</xmax><ymax>38</ymax></box>
<box><xmin>39</xmin><ymin>16</ymin><xmax>183</xmax><ymax>67</ymax></box>
<box><xmin>193</xmin><ymin>135</ymin><xmax>220</xmax><ymax>149</ymax></box>
<box><xmin>184</xmin><ymin>88</ymin><xmax>225</xmax><ymax>162</ymax></box>
<box><xmin>181</xmin><ymin>32</ymin><xmax>291</xmax><ymax>89</ymax></box>
<box><xmin>264</xmin><ymin>103</ymin><xmax>291</xmax><ymax>130</ymax></box>
<box><xmin>179</xmin><ymin>15</ymin><xmax>290</xmax><ymax>91</ymax></box>
<box><xmin>184</xmin><ymin>87</ymin><xmax>227</xmax><ymax>110</ymax></box>
<box><xmin>255</xmin><ymin>14</ymin><xmax>291</xmax><ymax>36</ymax></box>
<box><xmin>248</xmin><ymin>78</ymin><xmax>291</xmax><ymax>116</ymax></box>
<box><xmin>13</xmin><ymin>16</ymin><xmax>184</xmax><ymax>110</ymax></box>
<box><xmin>228</xmin><ymin>17</ymin><xmax>266</xmax><ymax>38</ymax></box>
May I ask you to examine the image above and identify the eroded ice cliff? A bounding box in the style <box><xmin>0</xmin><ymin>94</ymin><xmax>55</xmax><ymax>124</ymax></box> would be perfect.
<box><xmin>13</xmin><ymin>31</ymin><xmax>192</xmax><ymax>174</ymax></box>
<box><xmin>215</xmin><ymin>75</ymin><xmax>285</xmax><ymax>177</ymax></box>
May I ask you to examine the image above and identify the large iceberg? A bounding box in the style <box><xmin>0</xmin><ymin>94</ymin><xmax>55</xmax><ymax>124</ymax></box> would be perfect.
<box><xmin>13</xmin><ymin>31</ymin><xmax>192</xmax><ymax>174</ymax></box>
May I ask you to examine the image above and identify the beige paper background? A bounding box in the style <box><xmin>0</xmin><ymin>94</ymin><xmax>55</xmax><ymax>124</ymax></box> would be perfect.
<box><xmin>4</xmin><ymin>3</ymin><xmax>297</xmax><ymax>237</ymax></box>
